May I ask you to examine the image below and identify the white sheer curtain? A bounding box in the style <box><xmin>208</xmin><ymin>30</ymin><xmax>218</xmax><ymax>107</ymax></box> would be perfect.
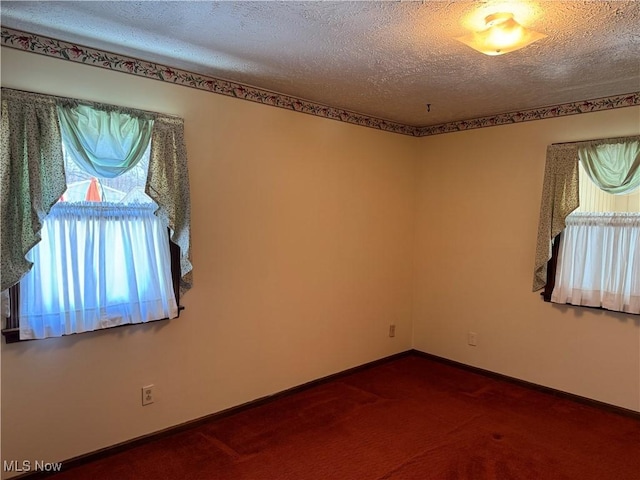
<box><xmin>551</xmin><ymin>213</ymin><xmax>640</xmax><ymax>314</ymax></box>
<box><xmin>19</xmin><ymin>203</ymin><xmax>177</xmax><ymax>340</ymax></box>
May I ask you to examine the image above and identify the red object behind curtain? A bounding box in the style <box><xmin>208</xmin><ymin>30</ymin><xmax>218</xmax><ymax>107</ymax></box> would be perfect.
<box><xmin>85</xmin><ymin>177</ymin><xmax>101</xmax><ymax>202</ymax></box>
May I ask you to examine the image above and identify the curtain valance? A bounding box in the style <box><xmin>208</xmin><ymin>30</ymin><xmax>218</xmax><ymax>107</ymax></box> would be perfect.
<box><xmin>57</xmin><ymin>104</ymin><xmax>154</xmax><ymax>179</ymax></box>
<box><xmin>532</xmin><ymin>135</ymin><xmax>640</xmax><ymax>291</ymax></box>
<box><xmin>0</xmin><ymin>88</ymin><xmax>192</xmax><ymax>294</ymax></box>
<box><xmin>579</xmin><ymin>140</ymin><xmax>640</xmax><ymax>194</ymax></box>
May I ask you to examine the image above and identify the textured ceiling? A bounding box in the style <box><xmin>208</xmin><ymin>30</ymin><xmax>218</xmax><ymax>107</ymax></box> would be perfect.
<box><xmin>1</xmin><ymin>1</ymin><xmax>639</xmax><ymax>127</ymax></box>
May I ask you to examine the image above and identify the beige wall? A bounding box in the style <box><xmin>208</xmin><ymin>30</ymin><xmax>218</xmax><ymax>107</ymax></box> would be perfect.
<box><xmin>0</xmin><ymin>48</ymin><xmax>418</xmax><ymax>474</ymax></box>
<box><xmin>412</xmin><ymin>108</ymin><xmax>640</xmax><ymax>411</ymax></box>
<box><xmin>1</xmin><ymin>45</ymin><xmax>639</xmax><ymax>475</ymax></box>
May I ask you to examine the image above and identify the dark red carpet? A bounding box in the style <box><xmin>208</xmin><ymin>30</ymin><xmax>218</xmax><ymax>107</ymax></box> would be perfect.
<box><xmin>50</xmin><ymin>355</ymin><xmax>640</xmax><ymax>479</ymax></box>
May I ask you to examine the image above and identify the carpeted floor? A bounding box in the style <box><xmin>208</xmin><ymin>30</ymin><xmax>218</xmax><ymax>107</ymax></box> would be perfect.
<box><xmin>49</xmin><ymin>355</ymin><xmax>640</xmax><ymax>479</ymax></box>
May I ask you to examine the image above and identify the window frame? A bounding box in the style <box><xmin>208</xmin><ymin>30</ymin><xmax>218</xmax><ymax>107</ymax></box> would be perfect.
<box><xmin>1</xmin><ymin>88</ymin><xmax>192</xmax><ymax>343</ymax></box>
<box><xmin>535</xmin><ymin>135</ymin><xmax>640</xmax><ymax>314</ymax></box>
<box><xmin>541</xmin><ymin>232</ymin><xmax>561</xmax><ymax>303</ymax></box>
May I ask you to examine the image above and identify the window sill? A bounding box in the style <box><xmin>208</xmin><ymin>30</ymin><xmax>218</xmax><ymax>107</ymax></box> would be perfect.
<box><xmin>2</xmin><ymin>306</ymin><xmax>184</xmax><ymax>344</ymax></box>
<box><xmin>541</xmin><ymin>296</ymin><xmax>638</xmax><ymax>316</ymax></box>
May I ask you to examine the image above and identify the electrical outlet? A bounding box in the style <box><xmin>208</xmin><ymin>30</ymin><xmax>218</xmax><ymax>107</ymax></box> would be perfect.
<box><xmin>142</xmin><ymin>385</ymin><xmax>154</xmax><ymax>406</ymax></box>
<box><xmin>467</xmin><ymin>332</ymin><xmax>477</xmax><ymax>347</ymax></box>
<box><xmin>389</xmin><ymin>324</ymin><xmax>396</xmax><ymax>337</ymax></box>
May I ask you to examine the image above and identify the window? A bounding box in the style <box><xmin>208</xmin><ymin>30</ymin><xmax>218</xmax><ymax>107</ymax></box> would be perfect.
<box><xmin>1</xmin><ymin>89</ymin><xmax>192</xmax><ymax>342</ymax></box>
<box><xmin>575</xmin><ymin>162</ymin><xmax>640</xmax><ymax>213</ymax></box>
<box><xmin>534</xmin><ymin>136</ymin><xmax>640</xmax><ymax>314</ymax></box>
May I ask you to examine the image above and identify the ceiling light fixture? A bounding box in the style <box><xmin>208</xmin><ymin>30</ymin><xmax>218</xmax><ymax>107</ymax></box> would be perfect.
<box><xmin>456</xmin><ymin>12</ymin><xmax>546</xmax><ymax>56</ymax></box>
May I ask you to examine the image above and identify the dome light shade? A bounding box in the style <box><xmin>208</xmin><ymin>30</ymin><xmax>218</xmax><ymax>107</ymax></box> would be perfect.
<box><xmin>456</xmin><ymin>12</ymin><xmax>546</xmax><ymax>56</ymax></box>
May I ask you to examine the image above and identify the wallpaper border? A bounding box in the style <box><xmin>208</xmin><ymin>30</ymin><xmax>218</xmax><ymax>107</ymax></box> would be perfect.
<box><xmin>2</xmin><ymin>27</ymin><xmax>639</xmax><ymax>137</ymax></box>
<box><xmin>416</xmin><ymin>92</ymin><xmax>640</xmax><ymax>136</ymax></box>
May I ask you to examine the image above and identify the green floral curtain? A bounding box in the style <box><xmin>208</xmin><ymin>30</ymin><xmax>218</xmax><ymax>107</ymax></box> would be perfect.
<box><xmin>1</xmin><ymin>89</ymin><xmax>66</xmax><ymax>291</ymax></box>
<box><xmin>0</xmin><ymin>88</ymin><xmax>192</xmax><ymax>294</ymax></box>
<box><xmin>147</xmin><ymin>116</ymin><xmax>193</xmax><ymax>294</ymax></box>
<box><xmin>533</xmin><ymin>135</ymin><xmax>640</xmax><ymax>291</ymax></box>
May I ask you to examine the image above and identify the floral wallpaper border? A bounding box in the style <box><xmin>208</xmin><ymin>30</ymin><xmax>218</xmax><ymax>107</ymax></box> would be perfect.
<box><xmin>416</xmin><ymin>92</ymin><xmax>639</xmax><ymax>136</ymax></box>
<box><xmin>2</xmin><ymin>27</ymin><xmax>639</xmax><ymax>137</ymax></box>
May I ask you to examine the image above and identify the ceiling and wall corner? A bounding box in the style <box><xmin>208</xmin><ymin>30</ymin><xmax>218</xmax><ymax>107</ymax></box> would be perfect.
<box><xmin>1</xmin><ymin>1</ymin><xmax>638</xmax><ymax>135</ymax></box>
